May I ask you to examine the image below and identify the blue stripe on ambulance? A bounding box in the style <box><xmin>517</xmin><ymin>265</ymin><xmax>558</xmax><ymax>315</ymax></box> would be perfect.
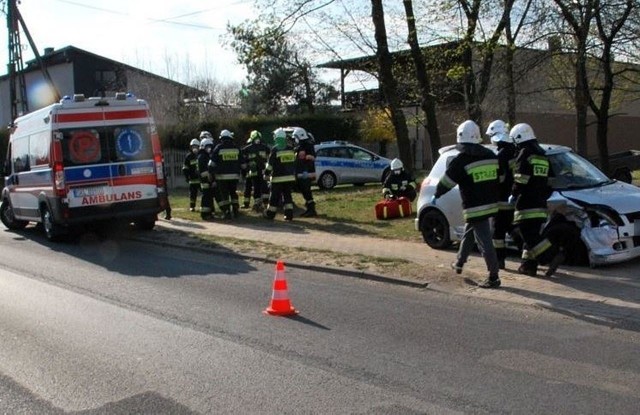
<box><xmin>64</xmin><ymin>160</ymin><xmax>154</xmax><ymax>183</ymax></box>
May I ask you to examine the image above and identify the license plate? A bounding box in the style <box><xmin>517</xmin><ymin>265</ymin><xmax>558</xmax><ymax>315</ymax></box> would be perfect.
<box><xmin>72</xmin><ymin>186</ymin><xmax>108</xmax><ymax>197</ymax></box>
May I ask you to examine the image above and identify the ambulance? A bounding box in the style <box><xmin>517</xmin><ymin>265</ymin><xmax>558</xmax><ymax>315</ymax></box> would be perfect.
<box><xmin>1</xmin><ymin>92</ymin><xmax>169</xmax><ymax>241</ymax></box>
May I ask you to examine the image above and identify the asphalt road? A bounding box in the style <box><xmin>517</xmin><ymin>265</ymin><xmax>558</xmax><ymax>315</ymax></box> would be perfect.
<box><xmin>1</xmin><ymin>227</ymin><xmax>639</xmax><ymax>414</ymax></box>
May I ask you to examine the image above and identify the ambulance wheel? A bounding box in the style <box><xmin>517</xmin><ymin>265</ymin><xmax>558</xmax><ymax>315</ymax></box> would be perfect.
<box><xmin>318</xmin><ymin>172</ymin><xmax>337</xmax><ymax>190</ymax></box>
<box><xmin>420</xmin><ymin>209</ymin><xmax>451</xmax><ymax>249</ymax></box>
<box><xmin>41</xmin><ymin>205</ymin><xmax>64</xmax><ymax>242</ymax></box>
<box><xmin>134</xmin><ymin>217</ymin><xmax>156</xmax><ymax>231</ymax></box>
<box><xmin>0</xmin><ymin>199</ymin><xmax>28</xmax><ymax>230</ymax></box>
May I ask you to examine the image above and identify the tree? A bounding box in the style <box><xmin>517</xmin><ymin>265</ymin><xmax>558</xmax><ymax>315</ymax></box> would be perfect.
<box><xmin>226</xmin><ymin>20</ymin><xmax>337</xmax><ymax>115</ymax></box>
<box><xmin>359</xmin><ymin>107</ymin><xmax>395</xmax><ymax>157</ymax></box>
<box><xmin>552</xmin><ymin>0</ymin><xmax>597</xmax><ymax>156</ymax></box>
<box><xmin>589</xmin><ymin>0</ymin><xmax>638</xmax><ymax>175</ymax></box>
<box><xmin>403</xmin><ymin>0</ymin><xmax>441</xmax><ymax>167</ymax></box>
<box><xmin>371</xmin><ymin>0</ymin><xmax>412</xmax><ymax>170</ymax></box>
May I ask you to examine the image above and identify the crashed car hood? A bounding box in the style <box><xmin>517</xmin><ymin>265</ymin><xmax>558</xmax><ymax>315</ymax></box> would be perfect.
<box><xmin>560</xmin><ymin>181</ymin><xmax>640</xmax><ymax>214</ymax></box>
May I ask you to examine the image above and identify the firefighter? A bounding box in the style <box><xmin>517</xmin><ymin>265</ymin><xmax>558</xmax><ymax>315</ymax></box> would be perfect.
<box><xmin>197</xmin><ymin>137</ymin><xmax>215</xmax><ymax>220</ymax></box>
<box><xmin>241</xmin><ymin>130</ymin><xmax>270</xmax><ymax>211</ymax></box>
<box><xmin>182</xmin><ymin>138</ymin><xmax>201</xmax><ymax>212</ymax></box>
<box><xmin>382</xmin><ymin>158</ymin><xmax>417</xmax><ymax>202</ymax></box>
<box><xmin>509</xmin><ymin>123</ymin><xmax>565</xmax><ymax>277</ymax></box>
<box><xmin>264</xmin><ymin>128</ymin><xmax>296</xmax><ymax>221</ymax></box>
<box><xmin>486</xmin><ymin>120</ymin><xmax>517</xmax><ymax>269</ymax></box>
<box><xmin>293</xmin><ymin>127</ymin><xmax>317</xmax><ymax>217</ymax></box>
<box><xmin>432</xmin><ymin>120</ymin><xmax>501</xmax><ymax>289</ymax></box>
<box><xmin>210</xmin><ymin>129</ymin><xmax>243</xmax><ymax>219</ymax></box>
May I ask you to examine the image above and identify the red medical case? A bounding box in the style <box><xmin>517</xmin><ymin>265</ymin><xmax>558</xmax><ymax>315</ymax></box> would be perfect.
<box><xmin>375</xmin><ymin>197</ymin><xmax>412</xmax><ymax>220</ymax></box>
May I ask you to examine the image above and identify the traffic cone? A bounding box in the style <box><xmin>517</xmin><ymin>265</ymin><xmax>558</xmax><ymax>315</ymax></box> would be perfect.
<box><xmin>264</xmin><ymin>260</ymin><xmax>298</xmax><ymax>316</ymax></box>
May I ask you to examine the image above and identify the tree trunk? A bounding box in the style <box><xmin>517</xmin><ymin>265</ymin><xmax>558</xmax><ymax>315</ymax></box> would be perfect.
<box><xmin>371</xmin><ymin>0</ymin><xmax>412</xmax><ymax>170</ymax></box>
<box><xmin>403</xmin><ymin>0</ymin><xmax>441</xmax><ymax>168</ymax></box>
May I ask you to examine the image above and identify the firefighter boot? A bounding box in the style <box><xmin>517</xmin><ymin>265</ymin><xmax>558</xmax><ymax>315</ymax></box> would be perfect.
<box><xmin>284</xmin><ymin>208</ymin><xmax>294</xmax><ymax>221</ymax></box>
<box><xmin>300</xmin><ymin>202</ymin><xmax>317</xmax><ymax>218</ymax></box>
<box><xmin>517</xmin><ymin>259</ymin><xmax>538</xmax><ymax>277</ymax></box>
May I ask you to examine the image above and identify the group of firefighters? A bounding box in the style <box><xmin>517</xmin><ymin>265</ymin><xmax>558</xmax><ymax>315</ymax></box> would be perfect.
<box><xmin>433</xmin><ymin>119</ymin><xmax>565</xmax><ymax>289</ymax></box>
<box><xmin>179</xmin><ymin>120</ymin><xmax>563</xmax><ymax>288</ymax></box>
<box><xmin>182</xmin><ymin>127</ymin><xmax>318</xmax><ymax>222</ymax></box>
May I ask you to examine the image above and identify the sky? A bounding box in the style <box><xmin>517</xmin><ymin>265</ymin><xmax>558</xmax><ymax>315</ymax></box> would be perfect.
<box><xmin>1</xmin><ymin>0</ymin><xmax>255</xmax><ymax>85</ymax></box>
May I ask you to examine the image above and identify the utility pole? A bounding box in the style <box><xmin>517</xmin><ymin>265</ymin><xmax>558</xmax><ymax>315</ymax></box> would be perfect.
<box><xmin>3</xmin><ymin>0</ymin><xmax>60</xmax><ymax>124</ymax></box>
<box><xmin>5</xmin><ymin>0</ymin><xmax>28</xmax><ymax>121</ymax></box>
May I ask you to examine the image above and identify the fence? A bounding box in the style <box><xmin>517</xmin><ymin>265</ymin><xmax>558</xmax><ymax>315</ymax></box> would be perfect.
<box><xmin>163</xmin><ymin>148</ymin><xmax>187</xmax><ymax>190</ymax></box>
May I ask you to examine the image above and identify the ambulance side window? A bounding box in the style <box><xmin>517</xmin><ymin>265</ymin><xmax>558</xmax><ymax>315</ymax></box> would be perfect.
<box><xmin>29</xmin><ymin>130</ymin><xmax>51</xmax><ymax>167</ymax></box>
<box><xmin>12</xmin><ymin>136</ymin><xmax>30</xmax><ymax>173</ymax></box>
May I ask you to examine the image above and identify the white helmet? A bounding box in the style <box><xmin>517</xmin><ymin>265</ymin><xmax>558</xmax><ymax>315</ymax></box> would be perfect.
<box><xmin>457</xmin><ymin>120</ymin><xmax>482</xmax><ymax>144</ymax></box>
<box><xmin>189</xmin><ymin>138</ymin><xmax>200</xmax><ymax>147</ymax></box>
<box><xmin>509</xmin><ymin>123</ymin><xmax>536</xmax><ymax>144</ymax></box>
<box><xmin>199</xmin><ymin>131</ymin><xmax>212</xmax><ymax>139</ymax></box>
<box><xmin>292</xmin><ymin>127</ymin><xmax>309</xmax><ymax>143</ymax></box>
<box><xmin>200</xmin><ymin>137</ymin><xmax>214</xmax><ymax>149</ymax></box>
<box><xmin>390</xmin><ymin>158</ymin><xmax>403</xmax><ymax>171</ymax></box>
<box><xmin>486</xmin><ymin>120</ymin><xmax>512</xmax><ymax>143</ymax></box>
<box><xmin>219</xmin><ymin>129</ymin><xmax>234</xmax><ymax>139</ymax></box>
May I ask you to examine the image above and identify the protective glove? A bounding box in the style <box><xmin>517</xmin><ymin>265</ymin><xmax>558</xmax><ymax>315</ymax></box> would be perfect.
<box><xmin>430</xmin><ymin>195</ymin><xmax>437</xmax><ymax>206</ymax></box>
<box><xmin>508</xmin><ymin>195</ymin><xmax>516</xmax><ymax>205</ymax></box>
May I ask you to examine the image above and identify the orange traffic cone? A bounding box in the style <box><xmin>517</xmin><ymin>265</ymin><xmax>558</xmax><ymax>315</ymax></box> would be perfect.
<box><xmin>264</xmin><ymin>260</ymin><xmax>299</xmax><ymax>316</ymax></box>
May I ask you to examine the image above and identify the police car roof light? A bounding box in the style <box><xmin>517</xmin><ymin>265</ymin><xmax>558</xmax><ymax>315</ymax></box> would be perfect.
<box><xmin>73</xmin><ymin>94</ymin><xmax>85</xmax><ymax>102</ymax></box>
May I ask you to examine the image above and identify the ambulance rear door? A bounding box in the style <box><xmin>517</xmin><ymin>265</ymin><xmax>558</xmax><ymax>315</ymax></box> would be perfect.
<box><xmin>54</xmin><ymin>99</ymin><xmax>160</xmax><ymax>214</ymax></box>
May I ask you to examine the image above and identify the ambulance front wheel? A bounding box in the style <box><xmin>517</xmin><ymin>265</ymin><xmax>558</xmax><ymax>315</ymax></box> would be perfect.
<box><xmin>1</xmin><ymin>198</ymin><xmax>28</xmax><ymax>230</ymax></box>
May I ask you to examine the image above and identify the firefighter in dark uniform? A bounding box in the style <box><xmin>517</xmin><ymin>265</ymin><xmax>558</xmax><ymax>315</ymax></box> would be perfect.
<box><xmin>182</xmin><ymin>138</ymin><xmax>201</xmax><ymax>212</ymax></box>
<box><xmin>264</xmin><ymin>128</ymin><xmax>296</xmax><ymax>221</ymax></box>
<box><xmin>382</xmin><ymin>158</ymin><xmax>417</xmax><ymax>202</ymax></box>
<box><xmin>486</xmin><ymin>120</ymin><xmax>517</xmax><ymax>269</ymax></box>
<box><xmin>241</xmin><ymin>130</ymin><xmax>270</xmax><ymax>211</ymax></box>
<box><xmin>509</xmin><ymin>123</ymin><xmax>564</xmax><ymax>277</ymax></box>
<box><xmin>432</xmin><ymin>120</ymin><xmax>501</xmax><ymax>288</ymax></box>
<box><xmin>197</xmin><ymin>137</ymin><xmax>215</xmax><ymax>220</ymax></box>
<box><xmin>293</xmin><ymin>127</ymin><xmax>317</xmax><ymax>217</ymax></box>
<box><xmin>210</xmin><ymin>129</ymin><xmax>243</xmax><ymax>219</ymax></box>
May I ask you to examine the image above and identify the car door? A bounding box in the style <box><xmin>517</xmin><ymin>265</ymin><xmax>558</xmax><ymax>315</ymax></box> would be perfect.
<box><xmin>349</xmin><ymin>146</ymin><xmax>376</xmax><ymax>182</ymax></box>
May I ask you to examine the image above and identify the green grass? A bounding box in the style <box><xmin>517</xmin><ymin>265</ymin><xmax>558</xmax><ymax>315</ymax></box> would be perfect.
<box><xmin>167</xmin><ymin>182</ymin><xmax>424</xmax><ymax>242</ymax></box>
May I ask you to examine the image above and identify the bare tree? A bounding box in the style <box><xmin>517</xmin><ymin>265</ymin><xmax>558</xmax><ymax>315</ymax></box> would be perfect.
<box><xmin>371</xmin><ymin>0</ymin><xmax>412</xmax><ymax>170</ymax></box>
<box><xmin>403</xmin><ymin>0</ymin><xmax>441</xmax><ymax>167</ymax></box>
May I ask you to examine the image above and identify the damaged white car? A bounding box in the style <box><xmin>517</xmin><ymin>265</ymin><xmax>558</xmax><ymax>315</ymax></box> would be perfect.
<box><xmin>415</xmin><ymin>144</ymin><xmax>640</xmax><ymax>267</ymax></box>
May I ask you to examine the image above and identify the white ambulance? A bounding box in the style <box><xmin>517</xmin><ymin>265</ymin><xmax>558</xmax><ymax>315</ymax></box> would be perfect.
<box><xmin>1</xmin><ymin>92</ymin><xmax>169</xmax><ymax>241</ymax></box>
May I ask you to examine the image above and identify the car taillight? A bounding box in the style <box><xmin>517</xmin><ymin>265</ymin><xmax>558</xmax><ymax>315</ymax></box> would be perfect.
<box><xmin>52</xmin><ymin>137</ymin><xmax>67</xmax><ymax>197</ymax></box>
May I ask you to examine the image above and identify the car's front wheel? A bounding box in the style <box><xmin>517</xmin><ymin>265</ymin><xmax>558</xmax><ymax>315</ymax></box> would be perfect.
<box><xmin>318</xmin><ymin>172</ymin><xmax>337</xmax><ymax>190</ymax></box>
<box><xmin>0</xmin><ymin>199</ymin><xmax>28</xmax><ymax>230</ymax></box>
<box><xmin>420</xmin><ymin>209</ymin><xmax>452</xmax><ymax>249</ymax></box>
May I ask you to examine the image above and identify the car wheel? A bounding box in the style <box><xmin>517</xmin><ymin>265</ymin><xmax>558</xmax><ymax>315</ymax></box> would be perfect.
<box><xmin>0</xmin><ymin>199</ymin><xmax>28</xmax><ymax>230</ymax></box>
<box><xmin>318</xmin><ymin>172</ymin><xmax>337</xmax><ymax>190</ymax></box>
<box><xmin>543</xmin><ymin>221</ymin><xmax>588</xmax><ymax>266</ymax></box>
<box><xmin>420</xmin><ymin>209</ymin><xmax>451</xmax><ymax>249</ymax></box>
<box><xmin>41</xmin><ymin>205</ymin><xmax>64</xmax><ymax>241</ymax></box>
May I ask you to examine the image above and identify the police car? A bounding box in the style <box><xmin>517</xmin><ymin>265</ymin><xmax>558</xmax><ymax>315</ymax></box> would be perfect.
<box><xmin>314</xmin><ymin>141</ymin><xmax>392</xmax><ymax>189</ymax></box>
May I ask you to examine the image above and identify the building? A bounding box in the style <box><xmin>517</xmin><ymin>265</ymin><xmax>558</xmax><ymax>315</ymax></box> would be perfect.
<box><xmin>0</xmin><ymin>45</ymin><xmax>203</xmax><ymax>128</ymax></box>
<box><xmin>319</xmin><ymin>41</ymin><xmax>640</xmax><ymax>169</ymax></box>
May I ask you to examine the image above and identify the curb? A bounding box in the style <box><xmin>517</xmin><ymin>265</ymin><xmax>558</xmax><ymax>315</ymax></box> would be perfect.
<box><xmin>129</xmin><ymin>234</ymin><xmax>429</xmax><ymax>289</ymax></box>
